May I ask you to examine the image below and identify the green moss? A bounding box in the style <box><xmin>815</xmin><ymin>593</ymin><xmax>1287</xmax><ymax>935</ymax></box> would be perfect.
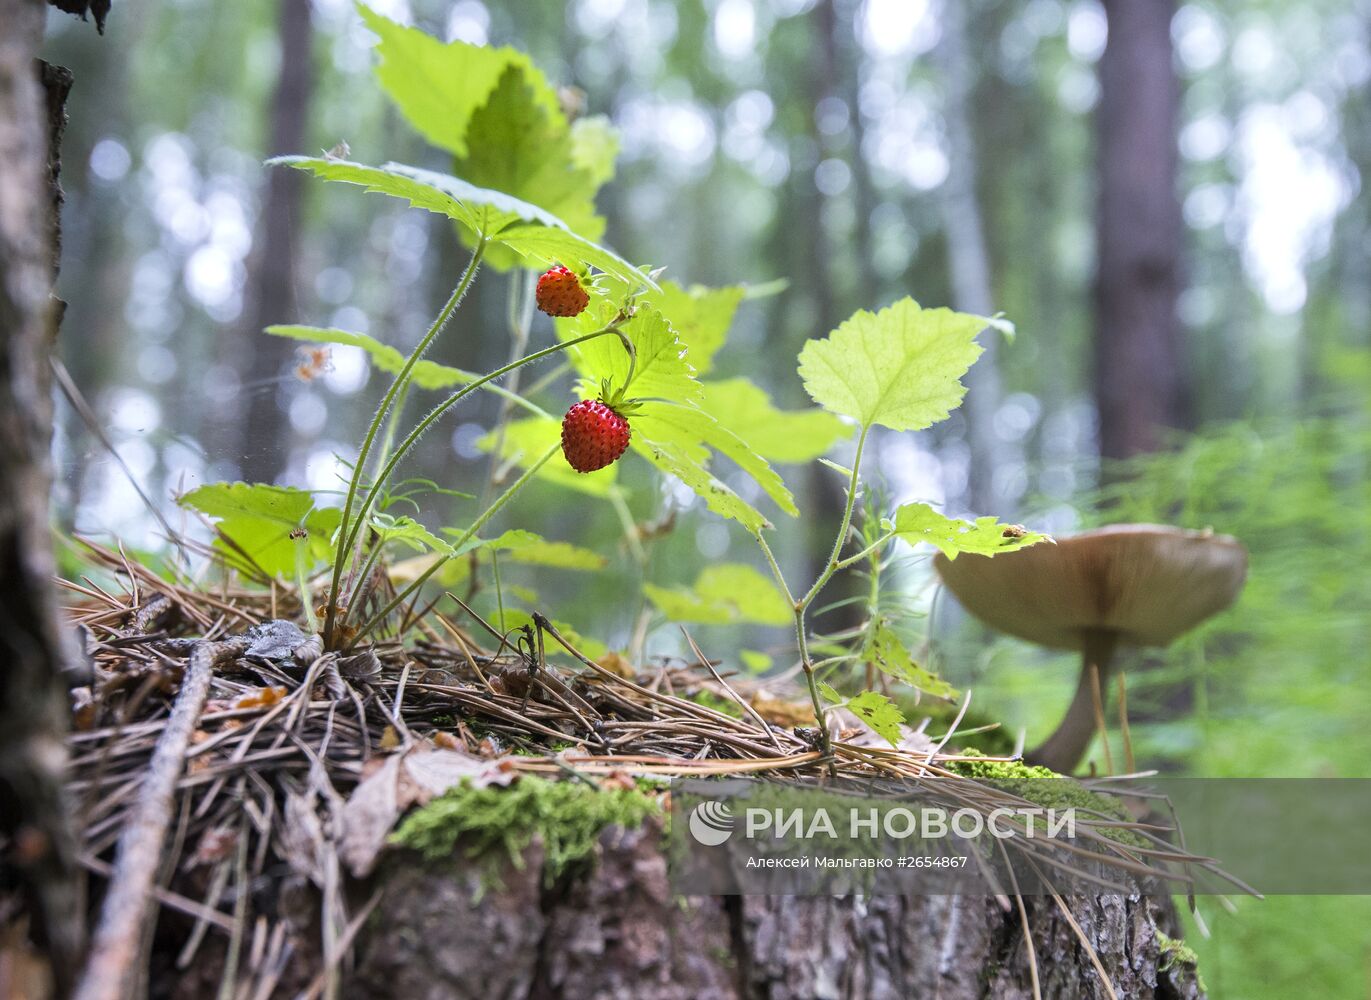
<box><xmin>687</xmin><ymin>689</ymin><xmax>744</xmax><ymax>718</ymax></box>
<box><xmin>391</xmin><ymin>776</ymin><xmax>660</xmax><ymax>888</ymax></box>
<box><xmin>1158</xmin><ymin>931</ymin><xmax>1206</xmax><ymax>992</ymax></box>
<box><xmin>946</xmin><ymin>750</ymin><xmax>1151</xmax><ymax>849</ymax></box>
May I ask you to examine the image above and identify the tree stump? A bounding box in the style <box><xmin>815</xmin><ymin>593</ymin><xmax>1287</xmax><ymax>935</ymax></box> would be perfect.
<box><xmin>350</xmin><ymin>819</ymin><xmax>1204</xmax><ymax>1000</ymax></box>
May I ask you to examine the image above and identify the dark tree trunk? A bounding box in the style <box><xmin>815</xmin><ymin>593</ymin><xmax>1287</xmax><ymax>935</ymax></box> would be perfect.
<box><xmin>937</xmin><ymin>0</ymin><xmax>1006</xmax><ymax>515</ymax></box>
<box><xmin>0</xmin><ymin>0</ymin><xmax>83</xmax><ymax>991</ymax></box>
<box><xmin>236</xmin><ymin>0</ymin><xmax>313</xmax><ymax>484</ymax></box>
<box><xmin>347</xmin><ymin>823</ymin><xmax>1204</xmax><ymax>1000</ymax></box>
<box><xmin>1093</xmin><ymin>0</ymin><xmax>1188</xmax><ymax>461</ymax></box>
<box><xmin>802</xmin><ymin>0</ymin><xmax>865</xmax><ymax>639</ymax></box>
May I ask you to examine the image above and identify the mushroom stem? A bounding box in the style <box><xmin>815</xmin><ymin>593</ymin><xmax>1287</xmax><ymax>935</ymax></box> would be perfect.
<box><xmin>1027</xmin><ymin>629</ymin><xmax>1118</xmax><ymax>773</ymax></box>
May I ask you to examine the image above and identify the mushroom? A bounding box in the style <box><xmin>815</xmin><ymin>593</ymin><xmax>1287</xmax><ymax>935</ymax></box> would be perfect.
<box><xmin>934</xmin><ymin>524</ymin><xmax>1247</xmax><ymax>774</ymax></box>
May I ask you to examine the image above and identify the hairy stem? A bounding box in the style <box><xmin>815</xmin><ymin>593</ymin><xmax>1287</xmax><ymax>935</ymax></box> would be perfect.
<box><xmin>351</xmin><ymin>443</ymin><xmax>558</xmax><ymax>643</ymax></box>
<box><xmin>330</xmin><ymin>321</ymin><xmax>627</xmax><ymax>641</ymax></box>
<box><xmin>325</xmin><ymin>240</ymin><xmax>487</xmax><ymax>646</ymax></box>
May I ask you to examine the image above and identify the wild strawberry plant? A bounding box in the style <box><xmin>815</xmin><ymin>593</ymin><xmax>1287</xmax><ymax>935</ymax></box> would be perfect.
<box><xmin>179</xmin><ymin>6</ymin><xmax>1047</xmax><ymax>750</ymax></box>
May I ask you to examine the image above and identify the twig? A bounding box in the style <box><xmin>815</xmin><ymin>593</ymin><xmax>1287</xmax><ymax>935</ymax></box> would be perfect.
<box><xmin>75</xmin><ymin>636</ymin><xmax>248</xmax><ymax>1000</ymax></box>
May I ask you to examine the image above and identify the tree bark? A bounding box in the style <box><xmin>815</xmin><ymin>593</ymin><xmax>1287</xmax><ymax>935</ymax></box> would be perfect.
<box><xmin>235</xmin><ymin>0</ymin><xmax>313</xmax><ymax>484</ymax></box>
<box><xmin>0</xmin><ymin>0</ymin><xmax>83</xmax><ymax>991</ymax></box>
<box><xmin>348</xmin><ymin>822</ymin><xmax>1204</xmax><ymax>999</ymax></box>
<box><xmin>1093</xmin><ymin>0</ymin><xmax>1188</xmax><ymax>461</ymax></box>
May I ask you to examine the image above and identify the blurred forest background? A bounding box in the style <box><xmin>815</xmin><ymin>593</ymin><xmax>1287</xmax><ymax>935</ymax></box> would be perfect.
<box><xmin>41</xmin><ymin>0</ymin><xmax>1371</xmax><ymax>994</ymax></box>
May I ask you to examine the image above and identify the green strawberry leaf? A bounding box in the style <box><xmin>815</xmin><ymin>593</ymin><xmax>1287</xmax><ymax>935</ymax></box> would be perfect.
<box><xmin>631</xmin><ymin>402</ymin><xmax>797</xmax><ymax>517</ymax></box>
<box><xmin>844</xmin><ymin>690</ymin><xmax>907</xmax><ymax>747</ymax></box>
<box><xmin>454</xmin><ymin>65</ymin><xmax>606</xmax><ymax>249</ymax></box>
<box><xmin>269</xmin><ymin>157</ymin><xmax>642</xmax><ymax>284</ymax></box>
<box><xmin>818</xmin><ymin>681</ymin><xmax>844</xmax><ymax>704</ymax></box>
<box><xmin>179</xmin><ymin>482</ymin><xmax>339</xmax><ymax>578</ymax></box>
<box><xmin>569</xmin><ymin>115</ymin><xmax>619</xmax><ymax>188</ymax></box>
<box><xmin>368</xmin><ymin>513</ymin><xmax>452</xmax><ymax>554</ymax></box>
<box><xmin>473</xmin><ymin>529</ymin><xmax>607</xmax><ymax>570</ymax></box>
<box><xmin>572</xmin><ymin>277</ymin><xmax>744</xmax><ymax>377</ymax></box>
<box><xmin>797</xmin><ymin>298</ymin><xmax>1007</xmax><ymax>431</ymax></box>
<box><xmin>265</xmin><ymin>325</ymin><xmax>548</xmax><ymax>419</ymax></box>
<box><xmin>864</xmin><ymin>621</ymin><xmax>958</xmax><ymax>700</ymax></box>
<box><xmin>642</xmin><ymin>563</ymin><xmax>791</xmax><ymax>626</ymax></box>
<box><xmin>357</xmin><ymin>5</ymin><xmax>560</xmax><ymax>157</ymax></box>
<box><xmin>633</xmin><ymin>436</ymin><xmax>771</xmax><ymax>534</ymax></box>
<box><xmin>265</xmin><ymin>325</ymin><xmax>476</xmax><ymax>390</ymax></box>
<box><xmin>892</xmin><ymin>502</ymin><xmax>1051</xmax><ymax>560</ymax></box>
<box><xmin>698</xmin><ymin>378</ymin><xmax>849</xmax><ymax>464</ymax></box>
<box><xmin>560</xmin><ymin>300</ymin><xmax>699</xmax><ymax>404</ymax></box>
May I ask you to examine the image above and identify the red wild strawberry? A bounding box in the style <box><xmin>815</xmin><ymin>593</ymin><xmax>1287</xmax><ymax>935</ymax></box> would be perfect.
<box><xmin>536</xmin><ymin>265</ymin><xmax>589</xmax><ymax>317</ymax></box>
<box><xmin>561</xmin><ymin>399</ymin><xmax>631</xmax><ymax>473</ymax></box>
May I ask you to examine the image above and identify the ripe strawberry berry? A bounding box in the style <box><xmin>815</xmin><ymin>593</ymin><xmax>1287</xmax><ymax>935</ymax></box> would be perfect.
<box><xmin>536</xmin><ymin>265</ymin><xmax>589</xmax><ymax>317</ymax></box>
<box><xmin>561</xmin><ymin>399</ymin><xmax>631</xmax><ymax>473</ymax></box>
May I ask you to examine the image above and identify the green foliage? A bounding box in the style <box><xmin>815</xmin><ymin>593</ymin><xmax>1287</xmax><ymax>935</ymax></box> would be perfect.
<box><xmin>266</xmin><ymin>324</ymin><xmax>478</xmax><ymax>390</ymax></box>
<box><xmin>843</xmin><ymin>690</ymin><xmax>907</xmax><ymax>746</ymax></box>
<box><xmin>453</xmin><ymin>65</ymin><xmax>606</xmax><ymax>253</ymax></box>
<box><xmin>271</xmin><ymin>157</ymin><xmax>639</xmax><ymax>282</ymax></box>
<box><xmin>890</xmin><ymin>502</ymin><xmax>1050</xmax><ymax>560</ymax></box>
<box><xmin>479</xmin><ymin>529</ymin><xmax>607</xmax><ymax>570</ymax></box>
<box><xmin>368</xmin><ymin>513</ymin><xmax>451</xmax><ymax>554</ymax></box>
<box><xmin>643</xmin><ymin>563</ymin><xmax>791</xmax><ymax>626</ymax></box>
<box><xmin>698</xmin><ymin>378</ymin><xmax>848</xmax><ymax>465</ymax></box>
<box><xmin>561</xmin><ymin>299</ymin><xmax>699</xmax><ymax>403</ymax></box>
<box><xmin>798</xmin><ymin>298</ymin><xmax>1006</xmax><ymax>432</ymax></box>
<box><xmin>357</xmin><ymin>5</ymin><xmax>560</xmax><ymax>157</ymax></box>
<box><xmin>390</xmin><ymin>775</ymin><xmax>659</xmax><ymax>887</ymax></box>
<box><xmin>179</xmin><ymin>483</ymin><xmax>339</xmax><ymax>577</ymax></box>
<box><xmin>864</xmin><ymin>621</ymin><xmax>958</xmax><ymax>700</ymax></box>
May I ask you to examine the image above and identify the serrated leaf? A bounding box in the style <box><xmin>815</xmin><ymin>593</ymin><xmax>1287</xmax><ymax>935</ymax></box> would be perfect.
<box><xmin>643</xmin><ymin>564</ymin><xmax>790</xmax><ymax>626</ymax></box>
<box><xmin>575</xmin><ymin>277</ymin><xmax>744</xmax><ymax>377</ymax></box>
<box><xmin>369</xmin><ymin>513</ymin><xmax>452</xmax><ymax>554</ymax></box>
<box><xmin>569</xmin><ymin>115</ymin><xmax>619</xmax><ymax>188</ymax></box>
<box><xmin>844</xmin><ymin>690</ymin><xmax>906</xmax><ymax>747</ymax></box>
<box><xmin>797</xmin><ymin>298</ymin><xmax>993</xmax><ymax>432</ymax></box>
<box><xmin>818</xmin><ymin>681</ymin><xmax>844</xmax><ymax>704</ymax></box>
<box><xmin>266</xmin><ymin>325</ymin><xmax>478</xmax><ymax>390</ymax></box>
<box><xmin>358</xmin><ymin>5</ymin><xmax>559</xmax><ymax>156</ymax></box>
<box><xmin>631</xmin><ymin>403</ymin><xmax>797</xmax><ymax>517</ymax></box>
<box><xmin>476</xmin><ymin>529</ymin><xmax>607</xmax><ymax>570</ymax></box>
<box><xmin>561</xmin><ymin>300</ymin><xmax>698</xmax><ymax>404</ymax></box>
<box><xmin>271</xmin><ymin>157</ymin><xmax>642</xmax><ymax>284</ymax></box>
<box><xmin>649</xmin><ymin>281</ymin><xmax>745</xmax><ymax>376</ymax></box>
<box><xmin>634</xmin><ymin>436</ymin><xmax>771</xmax><ymax>534</ymax></box>
<box><xmin>864</xmin><ymin>621</ymin><xmax>958</xmax><ymax>700</ymax></box>
<box><xmin>698</xmin><ymin>378</ymin><xmax>849</xmax><ymax>464</ymax></box>
<box><xmin>892</xmin><ymin>503</ymin><xmax>1051</xmax><ymax>560</ymax></box>
<box><xmin>452</xmin><ymin>65</ymin><xmax>607</xmax><ymax>267</ymax></box>
<box><xmin>179</xmin><ymin>483</ymin><xmax>339</xmax><ymax>578</ymax></box>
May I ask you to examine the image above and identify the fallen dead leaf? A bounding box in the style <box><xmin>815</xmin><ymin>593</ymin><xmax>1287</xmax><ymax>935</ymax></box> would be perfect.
<box><xmin>750</xmin><ymin>692</ymin><xmax>815</xmax><ymax>727</ymax></box>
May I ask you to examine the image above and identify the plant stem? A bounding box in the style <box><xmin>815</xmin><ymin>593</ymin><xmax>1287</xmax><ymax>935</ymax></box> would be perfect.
<box><xmin>337</xmin><ymin>323</ymin><xmax>627</xmax><ymax>565</ymax></box>
<box><xmin>750</xmin><ymin>426</ymin><xmax>876</xmax><ymax>766</ymax></box>
<box><xmin>325</xmin><ymin>240</ymin><xmax>487</xmax><ymax>646</ymax></box>
<box><xmin>801</xmin><ymin>423</ymin><xmax>870</xmax><ymax>608</ymax></box>
<box><xmin>351</xmin><ymin>443</ymin><xmax>558</xmax><ymax>643</ymax></box>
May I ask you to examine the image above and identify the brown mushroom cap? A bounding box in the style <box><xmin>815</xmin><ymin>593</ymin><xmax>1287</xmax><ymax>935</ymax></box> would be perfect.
<box><xmin>934</xmin><ymin>524</ymin><xmax>1247</xmax><ymax>651</ymax></box>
